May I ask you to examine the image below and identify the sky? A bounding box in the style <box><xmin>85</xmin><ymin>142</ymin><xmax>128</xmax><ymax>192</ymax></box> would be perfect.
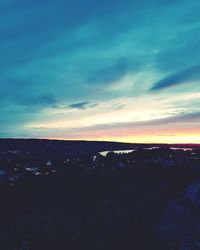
<box><xmin>0</xmin><ymin>0</ymin><xmax>200</xmax><ymax>143</ymax></box>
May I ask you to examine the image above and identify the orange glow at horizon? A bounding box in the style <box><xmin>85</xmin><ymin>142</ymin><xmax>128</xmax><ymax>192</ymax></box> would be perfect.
<box><xmin>46</xmin><ymin>131</ymin><xmax>200</xmax><ymax>144</ymax></box>
<box><xmin>55</xmin><ymin>126</ymin><xmax>200</xmax><ymax>143</ymax></box>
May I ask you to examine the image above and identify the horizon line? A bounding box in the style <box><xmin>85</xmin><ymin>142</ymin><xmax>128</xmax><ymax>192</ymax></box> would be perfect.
<box><xmin>0</xmin><ymin>137</ymin><xmax>200</xmax><ymax>146</ymax></box>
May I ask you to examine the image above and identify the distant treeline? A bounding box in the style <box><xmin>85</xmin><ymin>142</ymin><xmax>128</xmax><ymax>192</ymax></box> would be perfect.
<box><xmin>0</xmin><ymin>138</ymin><xmax>199</xmax><ymax>153</ymax></box>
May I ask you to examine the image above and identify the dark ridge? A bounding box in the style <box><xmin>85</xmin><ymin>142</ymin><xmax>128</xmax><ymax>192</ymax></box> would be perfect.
<box><xmin>0</xmin><ymin>138</ymin><xmax>199</xmax><ymax>153</ymax></box>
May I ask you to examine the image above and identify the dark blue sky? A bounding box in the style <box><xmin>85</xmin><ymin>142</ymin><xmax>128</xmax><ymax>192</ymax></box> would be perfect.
<box><xmin>0</xmin><ymin>0</ymin><xmax>200</xmax><ymax>142</ymax></box>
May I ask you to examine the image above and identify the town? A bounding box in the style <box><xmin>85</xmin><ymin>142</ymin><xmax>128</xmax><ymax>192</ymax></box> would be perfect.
<box><xmin>0</xmin><ymin>140</ymin><xmax>199</xmax><ymax>186</ymax></box>
<box><xmin>0</xmin><ymin>139</ymin><xmax>200</xmax><ymax>250</ymax></box>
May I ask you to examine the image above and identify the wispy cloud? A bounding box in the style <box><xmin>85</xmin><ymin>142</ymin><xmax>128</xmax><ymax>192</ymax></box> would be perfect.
<box><xmin>69</xmin><ymin>101</ymin><xmax>97</xmax><ymax>110</ymax></box>
<box><xmin>18</xmin><ymin>95</ymin><xmax>57</xmax><ymax>107</ymax></box>
<box><xmin>150</xmin><ymin>65</ymin><xmax>200</xmax><ymax>91</ymax></box>
<box><xmin>87</xmin><ymin>58</ymin><xmax>134</xmax><ymax>85</ymax></box>
<box><xmin>73</xmin><ymin>111</ymin><xmax>200</xmax><ymax>132</ymax></box>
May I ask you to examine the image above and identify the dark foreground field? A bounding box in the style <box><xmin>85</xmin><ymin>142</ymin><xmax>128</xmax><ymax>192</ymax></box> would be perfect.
<box><xmin>1</xmin><ymin>164</ymin><xmax>200</xmax><ymax>250</ymax></box>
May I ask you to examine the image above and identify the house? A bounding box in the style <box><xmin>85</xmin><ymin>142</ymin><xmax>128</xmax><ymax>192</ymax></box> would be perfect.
<box><xmin>25</xmin><ymin>166</ymin><xmax>39</xmax><ymax>174</ymax></box>
<box><xmin>46</xmin><ymin>160</ymin><xmax>53</xmax><ymax>166</ymax></box>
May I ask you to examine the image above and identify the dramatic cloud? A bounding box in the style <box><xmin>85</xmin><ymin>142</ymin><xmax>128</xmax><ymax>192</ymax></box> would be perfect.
<box><xmin>150</xmin><ymin>65</ymin><xmax>200</xmax><ymax>91</ymax></box>
<box><xmin>0</xmin><ymin>0</ymin><xmax>200</xmax><ymax>142</ymax></box>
